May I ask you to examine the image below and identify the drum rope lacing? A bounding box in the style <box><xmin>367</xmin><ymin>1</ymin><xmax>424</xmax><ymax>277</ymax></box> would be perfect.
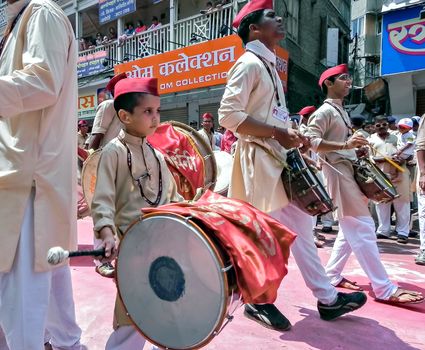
<box><xmin>119</xmin><ymin>138</ymin><xmax>163</xmax><ymax>206</ymax></box>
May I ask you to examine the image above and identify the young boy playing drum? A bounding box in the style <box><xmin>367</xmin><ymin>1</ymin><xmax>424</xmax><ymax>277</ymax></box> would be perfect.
<box><xmin>91</xmin><ymin>77</ymin><xmax>181</xmax><ymax>349</ymax></box>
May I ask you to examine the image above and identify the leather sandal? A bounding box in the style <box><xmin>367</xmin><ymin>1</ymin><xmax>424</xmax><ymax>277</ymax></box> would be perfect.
<box><xmin>376</xmin><ymin>288</ymin><xmax>424</xmax><ymax>305</ymax></box>
<box><xmin>335</xmin><ymin>277</ymin><xmax>363</xmax><ymax>291</ymax></box>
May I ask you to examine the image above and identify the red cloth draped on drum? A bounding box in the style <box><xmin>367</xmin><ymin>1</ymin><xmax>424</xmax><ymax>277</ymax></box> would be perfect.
<box><xmin>142</xmin><ymin>191</ymin><xmax>296</xmax><ymax>304</ymax></box>
<box><xmin>148</xmin><ymin>124</ymin><xmax>205</xmax><ymax>199</ymax></box>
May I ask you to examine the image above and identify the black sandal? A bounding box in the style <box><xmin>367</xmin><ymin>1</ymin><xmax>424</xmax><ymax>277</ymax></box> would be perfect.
<box><xmin>397</xmin><ymin>235</ymin><xmax>408</xmax><ymax>244</ymax></box>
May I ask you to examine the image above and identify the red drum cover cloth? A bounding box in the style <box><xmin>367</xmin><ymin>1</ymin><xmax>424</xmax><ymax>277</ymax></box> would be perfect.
<box><xmin>142</xmin><ymin>190</ymin><xmax>297</xmax><ymax>304</ymax></box>
<box><xmin>148</xmin><ymin>124</ymin><xmax>205</xmax><ymax>199</ymax></box>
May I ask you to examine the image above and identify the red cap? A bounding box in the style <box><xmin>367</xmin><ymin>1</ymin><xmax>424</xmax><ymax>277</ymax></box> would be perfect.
<box><xmin>202</xmin><ymin>113</ymin><xmax>214</xmax><ymax>121</ymax></box>
<box><xmin>114</xmin><ymin>77</ymin><xmax>159</xmax><ymax>99</ymax></box>
<box><xmin>298</xmin><ymin>106</ymin><xmax>316</xmax><ymax>117</ymax></box>
<box><xmin>232</xmin><ymin>0</ymin><xmax>273</xmax><ymax>29</ymax></box>
<box><xmin>106</xmin><ymin>72</ymin><xmax>128</xmax><ymax>94</ymax></box>
<box><xmin>318</xmin><ymin>64</ymin><xmax>348</xmax><ymax>88</ymax></box>
<box><xmin>78</xmin><ymin>120</ymin><xmax>88</xmax><ymax>127</ymax></box>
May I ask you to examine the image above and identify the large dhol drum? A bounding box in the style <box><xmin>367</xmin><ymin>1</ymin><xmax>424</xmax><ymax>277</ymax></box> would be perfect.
<box><xmin>117</xmin><ymin>212</ymin><xmax>238</xmax><ymax>350</ymax></box>
<box><xmin>213</xmin><ymin>151</ymin><xmax>233</xmax><ymax>196</ymax></box>
<box><xmin>81</xmin><ymin>149</ymin><xmax>102</xmax><ymax>209</ymax></box>
<box><xmin>147</xmin><ymin>121</ymin><xmax>217</xmax><ymax>200</ymax></box>
<box><xmin>281</xmin><ymin>148</ymin><xmax>335</xmax><ymax>216</ymax></box>
<box><xmin>353</xmin><ymin>157</ymin><xmax>399</xmax><ymax>203</ymax></box>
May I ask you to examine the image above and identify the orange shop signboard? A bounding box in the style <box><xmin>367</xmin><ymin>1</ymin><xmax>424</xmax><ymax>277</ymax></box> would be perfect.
<box><xmin>114</xmin><ymin>35</ymin><xmax>289</xmax><ymax>94</ymax></box>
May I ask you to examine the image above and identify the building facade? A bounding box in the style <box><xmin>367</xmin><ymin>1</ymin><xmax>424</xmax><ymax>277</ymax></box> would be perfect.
<box><xmin>381</xmin><ymin>0</ymin><xmax>425</xmax><ymax>118</ymax></box>
<box><xmin>1</xmin><ymin>0</ymin><xmax>351</xmax><ymax>123</ymax></box>
<box><xmin>276</xmin><ymin>0</ymin><xmax>351</xmax><ymax>113</ymax></box>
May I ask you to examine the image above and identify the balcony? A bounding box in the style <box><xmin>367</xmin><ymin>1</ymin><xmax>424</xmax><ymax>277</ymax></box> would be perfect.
<box><xmin>78</xmin><ymin>3</ymin><xmax>234</xmax><ymax>73</ymax></box>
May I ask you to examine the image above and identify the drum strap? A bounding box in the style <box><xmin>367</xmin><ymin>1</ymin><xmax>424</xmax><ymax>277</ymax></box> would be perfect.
<box><xmin>0</xmin><ymin>4</ymin><xmax>28</xmax><ymax>58</ymax></box>
<box><xmin>324</xmin><ymin>101</ymin><xmax>353</xmax><ymax>139</ymax></box>
<box><xmin>119</xmin><ymin>138</ymin><xmax>163</xmax><ymax>206</ymax></box>
<box><xmin>247</xmin><ymin>51</ymin><xmax>282</xmax><ymax>107</ymax></box>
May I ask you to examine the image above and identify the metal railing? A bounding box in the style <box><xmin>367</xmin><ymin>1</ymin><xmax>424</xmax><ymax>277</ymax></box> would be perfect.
<box><xmin>175</xmin><ymin>4</ymin><xmax>234</xmax><ymax>47</ymax></box>
<box><xmin>78</xmin><ymin>4</ymin><xmax>234</xmax><ymax>70</ymax></box>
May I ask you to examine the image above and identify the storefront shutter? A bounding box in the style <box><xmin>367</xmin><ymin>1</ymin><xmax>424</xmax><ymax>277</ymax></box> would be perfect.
<box><xmin>160</xmin><ymin>107</ymin><xmax>188</xmax><ymax>124</ymax></box>
<box><xmin>416</xmin><ymin>89</ymin><xmax>425</xmax><ymax>117</ymax></box>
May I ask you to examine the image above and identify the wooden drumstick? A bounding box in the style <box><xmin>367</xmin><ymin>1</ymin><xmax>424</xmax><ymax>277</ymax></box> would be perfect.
<box><xmin>371</xmin><ymin>147</ymin><xmax>406</xmax><ymax>173</ymax></box>
<box><xmin>316</xmin><ymin>155</ymin><xmax>344</xmax><ymax>176</ymax></box>
<box><xmin>47</xmin><ymin>246</ymin><xmax>106</xmax><ymax>265</ymax></box>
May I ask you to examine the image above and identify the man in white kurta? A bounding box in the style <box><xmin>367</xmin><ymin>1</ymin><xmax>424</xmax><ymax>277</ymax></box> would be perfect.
<box><xmin>88</xmin><ymin>73</ymin><xmax>127</xmax><ymax>151</ymax></box>
<box><xmin>0</xmin><ymin>0</ymin><xmax>82</xmax><ymax>348</ymax></box>
<box><xmin>306</xmin><ymin>64</ymin><xmax>423</xmax><ymax>304</ymax></box>
<box><xmin>368</xmin><ymin>117</ymin><xmax>410</xmax><ymax>243</ymax></box>
<box><xmin>219</xmin><ymin>0</ymin><xmax>367</xmax><ymax>329</ymax></box>
<box><xmin>415</xmin><ymin>114</ymin><xmax>425</xmax><ymax>265</ymax></box>
<box><xmin>198</xmin><ymin>112</ymin><xmax>220</xmax><ymax>151</ymax></box>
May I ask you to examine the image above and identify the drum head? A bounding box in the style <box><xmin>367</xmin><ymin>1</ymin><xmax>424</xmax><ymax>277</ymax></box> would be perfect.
<box><xmin>81</xmin><ymin>149</ymin><xmax>101</xmax><ymax>209</ymax></box>
<box><xmin>213</xmin><ymin>151</ymin><xmax>233</xmax><ymax>195</ymax></box>
<box><xmin>117</xmin><ymin>213</ymin><xmax>228</xmax><ymax>350</ymax></box>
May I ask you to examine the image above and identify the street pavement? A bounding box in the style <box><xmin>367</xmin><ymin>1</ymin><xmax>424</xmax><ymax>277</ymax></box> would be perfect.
<box><xmin>73</xmin><ymin>216</ymin><xmax>425</xmax><ymax>350</ymax></box>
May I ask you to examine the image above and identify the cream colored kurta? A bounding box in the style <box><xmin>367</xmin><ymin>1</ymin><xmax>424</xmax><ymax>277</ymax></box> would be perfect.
<box><xmin>368</xmin><ymin>132</ymin><xmax>410</xmax><ymax>202</ymax></box>
<box><xmin>0</xmin><ymin>0</ymin><xmax>77</xmax><ymax>272</ymax></box>
<box><xmin>219</xmin><ymin>40</ymin><xmax>289</xmax><ymax>213</ymax></box>
<box><xmin>91</xmin><ymin>99</ymin><xmax>123</xmax><ymax>147</ymax></box>
<box><xmin>77</xmin><ymin>131</ymin><xmax>88</xmax><ymax>148</ymax></box>
<box><xmin>91</xmin><ymin>130</ymin><xmax>181</xmax><ymax>327</ymax></box>
<box><xmin>198</xmin><ymin>128</ymin><xmax>219</xmax><ymax>151</ymax></box>
<box><xmin>306</xmin><ymin>100</ymin><xmax>370</xmax><ymax>218</ymax></box>
<box><xmin>91</xmin><ymin>131</ymin><xmax>180</xmax><ymax>237</ymax></box>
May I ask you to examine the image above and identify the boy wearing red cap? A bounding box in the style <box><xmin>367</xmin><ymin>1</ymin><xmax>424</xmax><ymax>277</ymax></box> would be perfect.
<box><xmin>91</xmin><ymin>78</ymin><xmax>181</xmax><ymax>349</ymax></box>
<box><xmin>298</xmin><ymin>106</ymin><xmax>335</xmax><ymax>238</ymax></box>
<box><xmin>219</xmin><ymin>0</ymin><xmax>366</xmax><ymax>331</ymax></box>
<box><xmin>306</xmin><ymin>65</ymin><xmax>423</xmax><ymax>304</ymax></box>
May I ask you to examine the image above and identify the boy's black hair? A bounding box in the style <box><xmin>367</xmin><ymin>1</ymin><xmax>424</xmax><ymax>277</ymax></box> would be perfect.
<box><xmin>114</xmin><ymin>92</ymin><xmax>147</xmax><ymax>115</ymax></box>
<box><xmin>321</xmin><ymin>76</ymin><xmax>336</xmax><ymax>95</ymax></box>
<box><xmin>237</xmin><ymin>9</ymin><xmax>265</xmax><ymax>45</ymax></box>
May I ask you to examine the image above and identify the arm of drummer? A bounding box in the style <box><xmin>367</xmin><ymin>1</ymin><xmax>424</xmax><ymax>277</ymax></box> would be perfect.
<box><xmin>91</xmin><ymin>147</ymin><xmax>119</xmax><ymax>262</ymax></box>
<box><xmin>218</xmin><ymin>60</ymin><xmax>307</xmax><ymax>149</ymax></box>
<box><xmin>306</xmin><ymin>111</ymin><xmax>368</xmax><ymax>152</ymax></box>
<box><xmin>416</xmin><ymin>116</ymin><xmax>425</xmax><ymax>191</ymax></box>
<box><xmin>88</xmin><ymin>101</ymin><xmax>113</xmax><ymax>150</ymax></box>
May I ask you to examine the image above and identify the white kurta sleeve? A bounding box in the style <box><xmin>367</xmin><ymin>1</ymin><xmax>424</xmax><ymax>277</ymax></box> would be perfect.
<box><xmin>0</xmin><ymin>5</ymin><xmax>72</xmax><ymax>118</ymax></box>
<box><xmin>218</xmin><ymin>59</ymin><xmax>261</xmax><ymax>132</ymax></box>
<box><xmin>92</xmin><ymin>101</ymin><xmax>114</xmax><ymax>135</ymax></box>
<box><xmin>91</xmin><ymin>146</ymin><xmax>118</xmax><ymax>238</ymax></box>
<box><xmin>306</xmin><ymin>111</ymin><xmax>330</xmax><ymax>152</ymax></box>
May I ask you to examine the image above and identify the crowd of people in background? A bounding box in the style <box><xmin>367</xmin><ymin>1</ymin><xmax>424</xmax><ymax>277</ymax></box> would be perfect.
<box><xmin>79</xmin><ymin>15</ymin><xmax>163</xmax><ymax>51</ymax></box>
<box><xmin>292</xmin><ymin>111</ymin><xmax>425</xmax><ymax>265</ymax></box>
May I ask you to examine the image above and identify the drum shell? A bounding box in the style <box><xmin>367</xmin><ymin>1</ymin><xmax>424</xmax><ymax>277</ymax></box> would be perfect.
<box><xmin>81</xmin><ymin>149</ymin><xmax>102</xmax><ymax>209</ymax></box>
<box><xmin>147</xmin><ymin>121</ymin><xmax>217</xmax><ymax>200</ymax></box>
<box><xmin>353</xmin><ymin>158</ymin><xmax>399</xmax><ymax>203</ymax></box>
<box><xmin>281</xmin><ymin>149</ymin><xmax>335</xmax><ymax>216</ymax></box>
<box><xmin>116</xmin><ymin>213</ymin><xmax>237</xmax><ymax>350</ymax></box>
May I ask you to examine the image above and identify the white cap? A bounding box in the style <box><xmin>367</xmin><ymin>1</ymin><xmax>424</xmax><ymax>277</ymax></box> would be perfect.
<box><xmin>398</xmin><ymin>118</ymin><xmax>413</xmax><ymax>129</ymax></box>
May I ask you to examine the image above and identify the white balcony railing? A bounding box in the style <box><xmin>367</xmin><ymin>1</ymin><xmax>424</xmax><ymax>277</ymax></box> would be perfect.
<box><xmin>79</xmin><ymin>4</ymin><xmax>234</xmax><ymax>74</ymax></box>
